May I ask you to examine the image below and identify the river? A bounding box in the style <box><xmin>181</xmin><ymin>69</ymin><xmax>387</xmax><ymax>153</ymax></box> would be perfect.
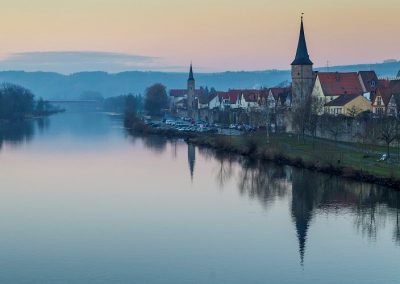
<box><xmin>0</xmin><ymin>111</ymin><xmax>398</xmax><ymax>284</ymax></box>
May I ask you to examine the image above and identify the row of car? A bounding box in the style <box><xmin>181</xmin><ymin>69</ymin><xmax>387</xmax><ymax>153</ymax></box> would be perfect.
<box><xmin>145</xmin><ymin>117</ymin><xmax>265</xmax><ymax>134</ymax></box>
<box><xmin>229</xmin><ymin>124</ymin><xmax>257</xmax><ymax>132</ymax></box>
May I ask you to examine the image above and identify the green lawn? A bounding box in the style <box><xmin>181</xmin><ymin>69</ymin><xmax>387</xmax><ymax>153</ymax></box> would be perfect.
<box><xmin>199</xmin><ymin>133</ymin><xmax>400</xmax><ymax>180</ymax></box>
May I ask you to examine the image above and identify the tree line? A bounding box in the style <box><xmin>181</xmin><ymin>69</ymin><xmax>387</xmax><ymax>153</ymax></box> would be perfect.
<box><xmin>292</xmin><ymin>96</ymin><xmax>400</xmax><ymax>159</ymax></box>
<box><xmin>0</xmin><ymin>83</ymin><xmax>62</xmax><ymax>121</ymax></box>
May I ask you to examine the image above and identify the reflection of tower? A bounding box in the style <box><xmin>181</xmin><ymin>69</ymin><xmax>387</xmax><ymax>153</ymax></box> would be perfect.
<box><xmin>291</xmin><ymin>15</ymin><xmax>314</xmax><ymax>108</ymax></box>
<box><xmin>291</xmin><ymin>169</ymin><xmax>317</xmax><ymax>266</ymax></box>
<box><xmin>188</xmin><ymin>144</ymin><xmax>196</xmax><ymax>181</ymax></box>
<box><xmin>187</xmin><ymin>63</ymin><xmax>195</xmax><ymax>116</ymax></box>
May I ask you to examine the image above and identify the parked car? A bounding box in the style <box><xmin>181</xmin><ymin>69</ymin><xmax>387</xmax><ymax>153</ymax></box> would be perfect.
<box><xmin>165</xmin><ymin>120</ymin><xmax>175</xmax><ymax>126</ymax></box>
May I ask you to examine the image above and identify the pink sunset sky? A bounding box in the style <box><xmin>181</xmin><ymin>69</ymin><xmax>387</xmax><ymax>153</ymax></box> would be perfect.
<box><xmin>0</xmin><ymin>0</ymin><xmax>398</xmax><ymax>73</ymax></box>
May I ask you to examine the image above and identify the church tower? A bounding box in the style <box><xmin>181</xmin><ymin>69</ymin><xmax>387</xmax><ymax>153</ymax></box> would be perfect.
<box><xmin>291</xmin><ymin>16</ymin><xmax>314</xmax><ymax>108</ymax></box>
<box><xmin>187</xmin><ymin>63</ymin><xmax>195</xmax><ymax>113</ymax></box>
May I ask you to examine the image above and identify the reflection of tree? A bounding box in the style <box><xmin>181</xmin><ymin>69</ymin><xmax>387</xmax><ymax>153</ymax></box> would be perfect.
<box><xmin>392</xmin><ymin>194</ymin><xmax>400</xmax><ymax>245</ymax></box>
<box><xmin>234</xmin><ymin>157</ymin><xmax>400</xmax><ymax>265</ymax></box>
<box><xmin>214</xmin><ymin>152</ymin><xmax>234</xmax><ymax>188</ymax></box>
<box><xmin>394</xmin><ymin>208</ymin><xmax>400</xmax><ymax>245</ymax></box>
<box><xmin>237</xmin><ymin>159</ymin><xmax>290</xmax><ymax>208</ymax></box>
<box><xmin>193</xmin><ymin>143</ymin><xmax>400</xmax><ymax>261</ymax></box>
<box><xmin>198</xmin><ymin>147</ymin><xmax>236</xmax><ymax>188</ymax></box>
<box><xmin>0</xmin><ymin>120</ymin><xmax>35</xmax><ymax>150</ymax></box>
<box><xmin>171</xmin><ymin>140</ymin><xmax>178</xmax><ymax>159</ymax></box>
<box><xmin>142</xmin><ymin>135</ymin><xmax>167</xmax><ymax>154</ymax></box>
<box><xmin>36</xmin><ymin>117</ymin><xmax>50</xmax><ymax>133</ymax></box>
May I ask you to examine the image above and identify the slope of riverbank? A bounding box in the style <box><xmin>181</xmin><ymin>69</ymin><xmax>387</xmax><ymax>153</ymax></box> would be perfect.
<box><xmin>126</xmin><ymin>121</ymin><xmax>400</xmax><ymax>189</ymax></box>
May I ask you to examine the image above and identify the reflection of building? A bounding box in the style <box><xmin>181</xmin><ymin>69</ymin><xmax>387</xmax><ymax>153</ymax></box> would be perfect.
<box><xmin>188</xmin><ymin>144</ymin><xmax>196</xmax><ymax>181</ymax></box>
<box><xmin>290</xmin><ymin>169</ymin><xmax>317</xmax><ymax>266</ymax></box>
<box><xmin>218</xmin><ymin>153</ymin><xmax>400</xmax><ymax>266</ymax></box>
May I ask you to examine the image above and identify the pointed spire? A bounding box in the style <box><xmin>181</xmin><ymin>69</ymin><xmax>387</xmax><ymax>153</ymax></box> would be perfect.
<box><xmin>291</xmin><ymin>15</ymin><xmax>313</xmax><ymax>66</ymax></box>
<box><xmin>188</xmin><ymin>63</ymin><xmax>195</xmax><ymax>81</ymax></box>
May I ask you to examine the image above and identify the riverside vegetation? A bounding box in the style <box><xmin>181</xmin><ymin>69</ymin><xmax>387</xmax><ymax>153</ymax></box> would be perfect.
<box><xmin>124</xmin><ymin>116</ymin><xmax>400</xmax><ymax>189</ymax></box>
<box><xmin>0</xmin><ymin>83</ymin><xmax>63</xmax><ymax>122</ymax></box>
<box><xmin>119</xmin><ymin>82</ymin><xmax>400</xmax><ymax>189</ymax></box>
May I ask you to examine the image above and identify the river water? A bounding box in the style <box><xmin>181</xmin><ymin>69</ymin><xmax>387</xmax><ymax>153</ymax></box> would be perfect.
<box><xmin>0</xmin><ymin>112</ymin><xmax>399</xmax><ymax>284</ymax></box>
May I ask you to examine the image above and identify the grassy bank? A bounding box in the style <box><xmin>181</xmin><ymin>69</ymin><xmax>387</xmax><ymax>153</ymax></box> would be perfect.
<box><xmin>127</xmin><ymin>120</ymin><xmax>400</xmax><ymax>189</ymax></box>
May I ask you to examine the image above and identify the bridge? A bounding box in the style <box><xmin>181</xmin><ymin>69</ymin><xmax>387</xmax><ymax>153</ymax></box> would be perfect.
<box><xmin>48</xmin><ymin>100</ymin><xmax>99</xmax><ymax>104</ymax></box>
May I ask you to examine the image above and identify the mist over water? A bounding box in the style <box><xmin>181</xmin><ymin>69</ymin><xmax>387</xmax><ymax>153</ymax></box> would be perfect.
<box><xmin>0</xmin><ymin>112</ymin><xmax>399</xmax><ymax>284</ymax></box>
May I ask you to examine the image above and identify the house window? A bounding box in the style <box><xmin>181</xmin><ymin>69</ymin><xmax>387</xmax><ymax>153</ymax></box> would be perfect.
<box><xmin>377</xmin><ymin>96</ymin><xmax>382</xmax><ymax>106</ymax></box>
<box><xmin>371</xmin><ymin>80</ymin><xmax>376</xmax><ymax>88</ymax></box>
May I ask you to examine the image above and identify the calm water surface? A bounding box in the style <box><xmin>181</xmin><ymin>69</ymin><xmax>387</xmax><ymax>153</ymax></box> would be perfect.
<box><xmin>0</xmin><ymin>112</ymin><xmax>399</xmax><ymax>284</ymax></box>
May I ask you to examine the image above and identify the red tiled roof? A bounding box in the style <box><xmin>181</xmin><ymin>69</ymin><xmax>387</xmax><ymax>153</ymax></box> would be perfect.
<box><xmin>317</xmin><ymin>72</ymin><xmax>364</xmax><ymax>97</ymax></box>
<box><xmin>216</xmin><ymin>91</ymin><xmax>239</xmax><ymax>104</ymax></box>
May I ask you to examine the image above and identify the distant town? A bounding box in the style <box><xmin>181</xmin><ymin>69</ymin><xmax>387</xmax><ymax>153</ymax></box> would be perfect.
<box><xmin>168</xmin><ymin>17</ymin><xmax>400</xmax><ymax>124</ymax></box>
<box><xmin>128</xmin><ymin>17</ymin><xmax>400</xmax><ymax>188</ymax></box>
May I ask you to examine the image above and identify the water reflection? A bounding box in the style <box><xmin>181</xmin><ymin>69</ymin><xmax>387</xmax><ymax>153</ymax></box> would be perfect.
<box><xmin>0</xmin><ymin>119</ymin><xmax>49</xmax><ymax>150</ymax></box>
<box><xmin>142</xmin><ymin>135</ymin><xmax>168</xmax><ymax>154</ymax></box>
<box><xmin>188</xmin><ymin>144</ymin><xmax>195</xmax><ymax>181</ymax></box>
<box><xmin>178</xmin><ymin>141</ymin><xmax>400</xmax><ymax>265</ymax></box>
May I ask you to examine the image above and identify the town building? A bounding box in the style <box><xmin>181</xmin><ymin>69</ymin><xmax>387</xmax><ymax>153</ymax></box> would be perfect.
<box><xmin>167</xmin><ymin>16</ymin><xmax>400</xmax><ymax>123</ymax></box>
<box><xmin>372</xmin><ymin>79</ymin><xmax>400</xmax><ymax>116</ymax></box>
<box><xmin>291</xmin><ymin>17</ymin><xmax>314</xmax><ymax>109</ymax></box>
<box><xmin>187</xmin><ymin>63</ymin><xmax>195</xmax><ymax>115</ymax></box>
<box><xmin>268</xmin><ymin>87</ymin><xmax>292</xmax><ymax>110</ymax></box>
<box><xmin>324</xmin><ymin>94</ymin><xmax>371</xmax><ymax>116</ymax></box>
<box><xmin>358</xmin><ymin>71</ymin><xmax>379</xmax><ymax>95</ymax></box>
<box><xmin>311</xmin><ymin>72</ymin><xmax>364</xmax><ymax>114</ymax></box>
<box><xmin>169</xmin><ymin>64</ymin><xmax>208</xmax><ymax>116</ymax></box>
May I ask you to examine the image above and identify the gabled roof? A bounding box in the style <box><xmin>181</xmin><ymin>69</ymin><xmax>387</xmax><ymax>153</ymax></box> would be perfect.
<box><xmin>324</xmin><ymin>94</ymin><xmax>360</xmax><ymax>107</ymax></box>
<box><xmin>374</xmin><ymin>79</ymin><xmax>400</xmax><ymax>106</ymax></box>
<box><xmin>317</xmin><ymin>72</ymin><xmax>364</xmax><ymax>97</ymax></box>
<box><xmin>169</xmin><ymin>89</ymin><xmax>187</xmax><ymax>97</ymax></box>
<box><xmin>375</xmin><ymin>82</ymin><xmax>392</xmax><ymax>106</ymax></box>
<box><xmin>269</xmin><ymin>87</ymin><xmax>291</xmax><ymax>100</ymax></box>
<box><xmin>216</xmin><ymin>91</ymin><xmax>239</xmax><ymax>104</ymax></box>
<box><xmin>291</xmin><ymin>17</ymin><xmax>313</xmax><ymax>66</ymax></box>
<box><xmin>358</xmin><ymin>71</ymin><xmax>378</xmax><ymax>93</ymax></box>
<box><xmin>228</xmin><ymin>89</ymin><xmax>267</xmax><ymax>103</ymax></box>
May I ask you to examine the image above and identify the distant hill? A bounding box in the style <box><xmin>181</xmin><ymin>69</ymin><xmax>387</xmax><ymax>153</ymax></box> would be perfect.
<box><xmin>0</xmin><ymin>61</ymin><xmax>398</xmax><ymax>99</ymax></box>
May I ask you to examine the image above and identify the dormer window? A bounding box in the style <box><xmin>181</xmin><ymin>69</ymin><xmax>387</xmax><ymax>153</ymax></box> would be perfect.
<box><xmin>371</xmin><ymin>80</ymin><xmax>376</xmax><ymax>88</ymax></box>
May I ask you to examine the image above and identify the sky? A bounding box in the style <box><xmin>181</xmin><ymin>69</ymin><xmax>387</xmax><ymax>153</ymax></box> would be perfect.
<box><xmin>0</xmin><ymin>0</ymin><xmax>398</xmax><ymax>73</ymax></box>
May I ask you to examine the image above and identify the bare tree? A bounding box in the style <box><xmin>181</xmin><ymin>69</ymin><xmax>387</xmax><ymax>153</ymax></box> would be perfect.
<box><xmin>320</xmin><ymin>114</ymin><xmax>347</xmax><ymax>145</ymax></box>
<box><xmin>378</xmin><ymin>117</ymin><xmax>399</xmax><ymax>158</ymax></box>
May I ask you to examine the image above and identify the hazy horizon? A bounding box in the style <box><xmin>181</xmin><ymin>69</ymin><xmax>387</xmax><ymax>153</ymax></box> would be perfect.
<box><xmin>0</xmin><ymin>52</ymin><xmax>397</xmax><ymax>75</ymax></box>
<box><xmin>1</xmin><ymin>0</ymin><xmax>399</xmax><ymax>73</ymax></box>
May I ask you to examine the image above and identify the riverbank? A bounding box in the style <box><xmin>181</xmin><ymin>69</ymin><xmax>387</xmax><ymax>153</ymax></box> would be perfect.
<box><xmin>126</xmin><ymin>120</ymin><xmax>400</xmax><ymax>189</ymax></box>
